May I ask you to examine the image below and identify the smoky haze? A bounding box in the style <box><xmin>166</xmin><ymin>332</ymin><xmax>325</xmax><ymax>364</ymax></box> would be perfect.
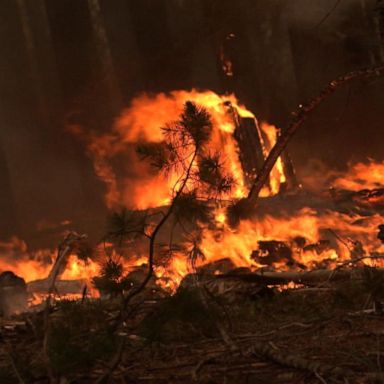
<box><xmin>0</xmin><ymin>0</ymin><xmax>383</xmax><ymax>248</ymax></box>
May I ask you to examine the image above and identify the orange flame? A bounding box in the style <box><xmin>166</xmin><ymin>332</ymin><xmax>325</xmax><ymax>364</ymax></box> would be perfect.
<box><xmin>2</xmin><ymin>92</ymin><xmax>383</xmax><ymax>303</ymax></box>
<box><xmin>260</xmin><ymin>122</ymin><xmax>286</xmax><ymax>195</ymax></box>
<box><xmin>78</xmin><ymin>90</ymin><xmax>286</xmax><ymax>209</ymax></box>
<box><xmin>332</xmin><ymin>160</ymin><xmax>384</xmax><ymax>191</ymax></box>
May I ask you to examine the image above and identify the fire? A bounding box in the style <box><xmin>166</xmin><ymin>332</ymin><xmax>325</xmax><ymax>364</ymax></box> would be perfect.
<box><xmin>154</xmin><ymin>254</ymin><xmax>190</xmax><ymax>292</ymax></box>
<box><xmin>152</xmin><ymin>207</ymin><xmax>384</xmax><ymax>286</ymax></box>
<box><xmin>1</xmin><ymin>91</ymin><xmax>384</xmax><ymax>305</ymax></box>
<box><xmin>0</xmin><ymin>238</ymin><xmax>101</xmax><ymax>285</ymax></box>
<box><xmin>332</xmin><ymin>160</ymin><xmax>384</xmax><ymax>191</ymax></box>
<box><xmin>215</xmin><ymin>208</ymin><xmax>227</xmax><ymax>225</ymax></box>
<box><xmin>61</xmin><ymin>254</ymin><xmax>101</xmax><ymax>281</ymax></box>
<box><xmin>260</xmin><ymin>122</ymin><xmax>286</xmax><ymax>195</ymax></box>
<box><xmin>76</xmin><ymin>90</ymin><xmax>286</xmax><ymax>209</ymax></box>
<box><xmin>199</xmin><ymin>209</ymin><xmax>336</xmax><ymax>270</ymax></box>
<box><xmin>0</xmin><ymin>238</ymin><xmax>52</xmax><ymax>282</ymax></box>
<box><xmin>129</xmin><ymin>208</ymin><xmax>382</xmax><ymax>295</ymax></box>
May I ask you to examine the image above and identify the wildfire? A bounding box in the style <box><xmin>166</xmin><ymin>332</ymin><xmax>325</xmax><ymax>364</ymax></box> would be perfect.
<box><xmin>332</xmin><ymin>160</ymin><xmax>384</xmax><ymax>191</ymax></box>
<box><xmin>200</xmin><ymin>209</ymin><xmax>384</xmax><ymax>271</ymax></box>
<box><xmin>60</xmin><ymin>254</ymin><xmax>101</xmax><ymax>281</ymax></box>
<box><xmin>74</xmin><ymin>90</ymin><xmax>287</xmax><ymax>209</ymax></box>
<box><xmin>1</xmin><ymin>91</ymin><xmax>383</xmax><ymax>305</ymax></box>
<box><xmin>0</xmin><ymin>238</ymin><xmax>100</xmax><ymax>284</ymax></box>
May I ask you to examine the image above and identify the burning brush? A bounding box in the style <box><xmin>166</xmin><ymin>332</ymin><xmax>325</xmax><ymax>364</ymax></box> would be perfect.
<box><xmin>1</xmin><ymin>91</ymin><xmax>384</xmax><ymax>312</ymax></box>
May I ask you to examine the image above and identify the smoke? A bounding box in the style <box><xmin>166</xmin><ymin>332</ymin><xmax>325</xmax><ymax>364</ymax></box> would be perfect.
<box><xmin>284</xmin><ymin>0</ymin><xmax>367</xmax><ymax>29</ymax></box>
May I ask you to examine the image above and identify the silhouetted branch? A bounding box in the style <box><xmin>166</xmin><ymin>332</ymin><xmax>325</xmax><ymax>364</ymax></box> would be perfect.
<box><xmin>43</xmin><ymin>232</ymin><xmax>87</xmax><ymax>382</ymax></box>
<box><xmin>247</xmin><ymin>65</ymin><xmax>384</xmax><ymax>206</ymax></box>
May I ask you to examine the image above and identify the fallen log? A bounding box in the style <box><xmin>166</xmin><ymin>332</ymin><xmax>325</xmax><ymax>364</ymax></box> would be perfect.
<box><xmin>245</xmin><ymin>340</ymin><xmax>350</xmax><ymax>379</ymax></box>
<box><xmin>215</xmin><ymin>268</ymin><xmax>384</xmax><ymax>286</ymax></box>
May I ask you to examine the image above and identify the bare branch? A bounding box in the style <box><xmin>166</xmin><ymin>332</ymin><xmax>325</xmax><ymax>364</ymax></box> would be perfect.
<box><xmin>247</xmin><ymin>65</ymin><xmax>384</xmax><ymax>206</ymax></box>
<box><xmin>43</xmin><ymin>232</ymin><xmax>87</xmax><ymax>381</ymax></box>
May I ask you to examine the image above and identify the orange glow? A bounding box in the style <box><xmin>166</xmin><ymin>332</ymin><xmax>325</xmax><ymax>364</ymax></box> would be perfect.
<box><xmin>61</xmin><ymin>255</ymin><xmax>101</xmax><ymax>281</ymax></box>
<box><xmin>260</xmin><ymin>122</ymin><xmax>286</xmax><ymax>195</ymax></box>
<box><xmin>80</xmin><ymin>90</ymin><xmax>286</xmax><ymax>209</ymax></box>
<box><xmin>2</xmin><ymin>91</ymin><xmax>384</xmax><ymax>305</ymax></box>
<box><xmin>199</xmin><ymin>208</ymin><xmax>384</xmax><ymax>271</ymax></box>
<box><xmin>332</xmin><ymin>160</ymin><xmax>384</xmax><ymax>191</ymax></box>
<box><xmin>154</xmin><ymin>253</ymin><xmax>190</xmax><ymax>292</ymax></box>
<box><xmin>0</xmin><ymin>239</ymin><xmax>101</xmax><ymax>285</ymax></box>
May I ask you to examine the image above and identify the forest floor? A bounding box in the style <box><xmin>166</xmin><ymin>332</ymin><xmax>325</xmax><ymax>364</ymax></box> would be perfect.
<box><xmin>1</xmin><ymin>274</ymin><xmax>384</xmax><ymax>384</ymax></box>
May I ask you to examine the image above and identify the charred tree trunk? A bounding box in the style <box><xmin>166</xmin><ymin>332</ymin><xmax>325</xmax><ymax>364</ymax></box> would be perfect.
<box><xmin>230</xmin><ymin>104</ymin><xmax>298</xmax><ymax>193</ymax></box>
<box><xmin>231</xmin><ymin>110</ymin><xmax>266</xmax><ymax>187</ymax></box>
<box><xmin>88</xmin><ymin>0</ymin><xmax>122</xmax><ymax>114</ymax></box>
<box><xmin>280</xmin><ymin>147</ymin><xmax>299</xmax><ymax>191</ymax></box>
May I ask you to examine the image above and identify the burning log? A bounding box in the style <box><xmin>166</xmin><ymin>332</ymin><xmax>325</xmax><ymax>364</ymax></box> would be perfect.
<box><xmin>229</xmin><ymin>102</ymin><xmax>298</xmax><ymax>193</ymax></box>
<box><xmin>280</xmin><ymin>150</ymin><xmax>299</xmax><ymax>191</ymax></box>
<box><xmin>232</xmin><ymin>113</ymin><xmax>265</xmax><ymax>187</ymax></box>
<box><xmin>181</xmin><ymin>265</ymin><xmax>375</xmax><ymax>302</ymax></box>
<box><xmin>331</xmin><ymin>187</ymin><xmax>384</xmax><ymax>215</ymax></box>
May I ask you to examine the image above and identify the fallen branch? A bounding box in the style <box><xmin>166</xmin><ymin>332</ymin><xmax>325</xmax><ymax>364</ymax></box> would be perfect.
<box><xmin>216</xmin><ymin>267</ymin><xmax>384</xmax><ymax>286</ymax></box>
<box><xmin>245</xmin><ymin>340</ymin><xmax>350</xmax><ymax>378</ymax></box>
<box><xmin>247</xmin><ymin>65</ymin><xmax>384</xmax><ymax>206</ymax></box>
<box><xmin>42</xmin><ymin>232</ymin><xmax>86</xmax><ymax>382</ymax></box>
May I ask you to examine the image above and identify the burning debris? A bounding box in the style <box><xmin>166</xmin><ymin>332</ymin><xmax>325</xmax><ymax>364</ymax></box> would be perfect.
<box><xmin>0</xmin><ymin>92</ymin><xmax>384</xmax><ymax>304</ymax></box>
<box><xmin>3</xmin><ymin>1</ymin><xmax>384</xmax><ymax>381</ymax></box>
<box><xmin>1</xmin><ymin>88</ymin><xmax>384</xmax><ymax>384</ymax></box>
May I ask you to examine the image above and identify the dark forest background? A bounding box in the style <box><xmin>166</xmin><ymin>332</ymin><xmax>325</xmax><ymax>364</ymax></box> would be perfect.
<box><xmin>0</xmin><ymin>0</ymin><xmax>383</xmax><ymax>247</ymax></box>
